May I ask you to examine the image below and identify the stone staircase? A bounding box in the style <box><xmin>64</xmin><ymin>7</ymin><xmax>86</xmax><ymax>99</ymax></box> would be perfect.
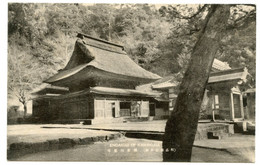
<box><xmin>195</xmin><ymin>123</ymin><xmax>234</xmax><ymax>140</ymax></box>
<box><xmin>207</xmin><ymin>130</ymin><xmax>232</xmax><ymax>139</ymax></box>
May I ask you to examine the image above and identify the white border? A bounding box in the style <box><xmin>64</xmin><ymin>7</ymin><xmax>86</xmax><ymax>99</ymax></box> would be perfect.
<box><xmin>1</xmin><ymin>0</ymin><xmax>258</xmax><ymax>165</ymax></box>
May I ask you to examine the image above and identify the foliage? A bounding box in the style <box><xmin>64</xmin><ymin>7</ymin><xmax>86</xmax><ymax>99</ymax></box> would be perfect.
<box><xmin>158</xmin><ymin>4</ymin><xmax>256</xmax><ymax>81</ymax></box>
<box><xmin>8</xmin><ymin>3</ymin><xmax>256</xmax><ymax>115</ymax></box>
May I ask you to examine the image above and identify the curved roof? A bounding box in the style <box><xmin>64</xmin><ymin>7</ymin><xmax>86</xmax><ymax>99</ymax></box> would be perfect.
<box><xmin>45</xmin><ymin>36</ymin><xmax>161</xmax><ymax>83</ymax></box>
<box><xmin>137</xmin><ymin>59</ymin><xmax>232</xmax><ymax>90</ymax></box>
<box><xmin>86</xmin><ymin>45</ymin><xmax>161</xmax><ymax>79</ymax></box>
<box><xmin>212</xmin><ymin>59</ymin><xmax>231</xmax><ymax>71</ymax></box>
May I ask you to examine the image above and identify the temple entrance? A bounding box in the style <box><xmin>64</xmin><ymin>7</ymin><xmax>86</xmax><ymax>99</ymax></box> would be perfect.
<box><xmin>119</xmin><ymin>102</ymin><xmax>131</xmax><ymax>117</ymax></box>
<box><xmin>149</xmin><ymin>103</ymin><xmax>155</xmax><ymax>116</ymax></box>
<box><xmin>105</xmin><ymin>101</ymin><xmax>113</xmax><ymax>118</ymax></box>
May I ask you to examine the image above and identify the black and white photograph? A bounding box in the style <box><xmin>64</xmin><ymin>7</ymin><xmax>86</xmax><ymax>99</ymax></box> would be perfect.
<box><xmin>2</xmin><ymin>1</ymin><xmax>257</xmax><ymax>163</ymax></box>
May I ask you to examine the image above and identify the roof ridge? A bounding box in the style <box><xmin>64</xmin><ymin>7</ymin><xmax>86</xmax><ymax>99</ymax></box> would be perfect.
<box><xmin>77</xmin><ymin>33</ymin><xmax>124</xmax><ymax>49</ymax></box>
<box><xmin>84</xmin><ymin>41</ymin><xmax>127</xmax><ymax>55</ymax></box>
<box><xmin>210</xmin><ymin>67</ymin><xmax>246</xmax><ymax>76</ymax></box>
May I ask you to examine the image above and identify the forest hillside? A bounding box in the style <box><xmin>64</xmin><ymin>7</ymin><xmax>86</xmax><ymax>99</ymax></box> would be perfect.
<box><xmin>8</xmin><ymin>3</ymin><xmax>256</xmax><ymax>112</ymax></box>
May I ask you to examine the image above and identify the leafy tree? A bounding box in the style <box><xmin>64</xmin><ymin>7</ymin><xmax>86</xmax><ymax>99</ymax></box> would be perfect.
<box><xmin>158</xmin><ymin>4</ymin><xmax>256</xmax><ymax>83</ymax></box>
<box><xmin>162</xmin><ymin>4</ymin><xmax>255</xmax><ymax>162</ymax></box>
<box><xmin>114</xmin><ymin>4</ymin><xmax>173</xmax><ymax>71</ymax></box>
<box><xmin>219</xmin><ymin>5</ymin><xmax>256</xmax><ymax>80</ymax></box>
<box><xmin>8</xmin><ymin>3</ymin><xmax>73</xmax><ymax>116</ymax></box>
<box><xmin>8</xmin><ymin>43</ymin><xmax>43</xmax><ymax>117</ymax></box>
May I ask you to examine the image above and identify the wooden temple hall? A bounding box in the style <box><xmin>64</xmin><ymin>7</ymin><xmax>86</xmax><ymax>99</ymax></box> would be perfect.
<box><xmin>32</xmin><ymin>33</ymin><xmax>162</xmax><ymax>124</ymax></box>
<box><xmin>204</xmin><ymin>67</ymin><xmax>251</xmax><ymax>121</ymax></box>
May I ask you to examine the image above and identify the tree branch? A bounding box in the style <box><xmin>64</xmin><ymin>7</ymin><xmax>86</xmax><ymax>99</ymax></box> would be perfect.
<box><xmin>169</xmin><ymin>4</ymin><xmax>208</xmax><ymax>20</ymax></box>
<box><xmin>243</xmin><ymin>4</ymin><xmax>256</xmax><ymax>8</ymax></box>
<box><xmin>227</xmin><ymin>9</ymin><xmax>256</xmax><ymax>30</ymax></box>
<box><xmin>8</xmin><ymin>86</ymin><xmax>21</xmax><ymax>99</ymax></box>
<box><xmin>235</xmin><ymin>9</ymin><xmax>255</xmax><ymax>23</ymax></box>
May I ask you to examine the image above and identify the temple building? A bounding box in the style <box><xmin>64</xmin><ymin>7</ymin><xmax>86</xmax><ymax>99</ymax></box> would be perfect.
<box><xmin>137</xmin><ymin>59</ymin><xmax>252</xmax><ymax>121</ymax></box>
<box><xmin>32</xmin><ymin>33</ymin><xmax>253</xmax><ymax>124</ymax></box>
<box><xmin>204</xmin><ymin>67</ymin><xmax>250</xmax><ymax>121</ymax></box>
<box><xmin>32</xmin><ymin>33</ymin><xmax>161</xmax><ymax>124</ymax></box>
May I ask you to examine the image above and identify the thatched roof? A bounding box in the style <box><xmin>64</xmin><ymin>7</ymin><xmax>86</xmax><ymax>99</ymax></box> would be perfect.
<box><xmin>45</xmin><ymin>33</ymin><xmax>161</xmax><ymax>83</ymax></box>
<box><xmin>31</xmin><ymin>84</ymin><xmax>69</xmax><ymax>95</ymax></box>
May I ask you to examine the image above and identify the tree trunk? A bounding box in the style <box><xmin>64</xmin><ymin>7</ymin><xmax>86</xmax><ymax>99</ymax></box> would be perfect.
<box><xmin>163</xmin><ymin>5</ymin><xmax>230</xmax><ymax>162</ymax></box>
<box><xmin>23</xmin><ymin>102</ymin><xmax>27</xmax><ymax>118</ymax></box>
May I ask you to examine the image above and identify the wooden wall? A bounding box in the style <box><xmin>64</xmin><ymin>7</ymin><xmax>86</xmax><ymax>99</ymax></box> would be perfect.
<box><xmin>94</xmin><ymin>98</ymin><xmax>150</xmax><ymax>118</ymax></box>
<box><xmin>202</xmin><ymin>92</ymin><xmax>232</xmax><ymax>120</ymax></box>
<box><xmin>154</xmin><ymin>102</ymin><xmax>169</xmax><ymax>119</ymax></box>
<box><xmin>140</xmin><ymin>101</ymin><xmax>149</xmax><ymax>117</ymax></box>
<box><xmin>246</xmin><ymin>93</ymin><xmax>255</xmax><ymax>120</ymax></box>
<box><xmin>94</xmin><ymin>99</ymin><xmax>120</xmax><ymax>118</ymax></box>
<box><xmin>33</xmin><ymin>93</ymin><xmax>154</xmax><ymax>123</ymax></box>
<box><xmin>32</xmin><ymin>99</ymin><xmax>51</xmax><ymax>121</ymax></box>
<box><xmin>218</xmin><ymin>93</ymin><xmax>232</xmax><ymax>120</ymax></box>
<box><xmin>33</xmin><ymin>94</ymin><xmax>93</xmax><ymax>122</ymax></box>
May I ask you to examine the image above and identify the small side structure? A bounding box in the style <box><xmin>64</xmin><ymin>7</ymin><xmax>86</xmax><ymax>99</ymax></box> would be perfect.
<box><xmin>138</xmin><ymin>59</ymin><xmax>252</xmax><ymax>121</ymax></box>
<box><xmin>32</xmin><ymin>33</ymin><xmax>161</xmax><ymax>124</ymax></box>
<box><xmin>136</xmin><ymin>76</ymin><xmax>178</xmax><ymax>120</ymax></box>
<box><xmin>205</xmin><ymin>67</ymin><xmax>250</xmax><ymax>121</ymax></box>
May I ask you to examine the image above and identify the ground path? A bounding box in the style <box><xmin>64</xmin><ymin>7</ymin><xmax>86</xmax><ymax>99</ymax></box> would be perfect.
<box><xmin>7</xmin><ymin>121</ymin><xmax>254</xmax><ymax>162</ymax></box>
<box><xmin>11</xmin><ymin>137</ymin><xmax>254</xmax><ymax>162</ymax></box>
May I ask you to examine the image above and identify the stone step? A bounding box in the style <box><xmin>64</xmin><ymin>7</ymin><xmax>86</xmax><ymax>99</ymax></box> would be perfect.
<box><xmin>195</xmin><ymin>123</ymin><xmax>234</xmax><ymax>140</ymax></box>
<box><xmin>207</xmin><ymin>131</ymin><xmax>231</xmax><ymax>140</ymax></box>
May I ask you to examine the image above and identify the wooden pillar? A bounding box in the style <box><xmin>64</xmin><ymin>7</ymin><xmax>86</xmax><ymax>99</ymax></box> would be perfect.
<box><xmin>115</xmin><ymin>100</ymin><xmax>120</xmax><ymax>118</ymax></box>
<box><xmin>230</xmin><ymin>92</ymin><xmax>235</xmax><ymax>120</ymax></box>
<box><xmin>104</xmin><ymin>99</ymin><xmax>106</xmax><ymax>118</ymax></box>
<box><xmin>168</xmin><ymin>88</ymin><xmax>175</xmax><ymax>111</ymax></box>
<box><xmin>240</xmin><ymin>94</ymin><xmax>244</xmax><ymax>119</ymax></box>
<box><xmin>93</xmin><ymin>99</ymin><xmax>96</xmax><ymax>119</ymax></box>
<box><xmin>140</xmin><ymin>100</ymin><xmax>143</xmax><ymax>117</ymax></box>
